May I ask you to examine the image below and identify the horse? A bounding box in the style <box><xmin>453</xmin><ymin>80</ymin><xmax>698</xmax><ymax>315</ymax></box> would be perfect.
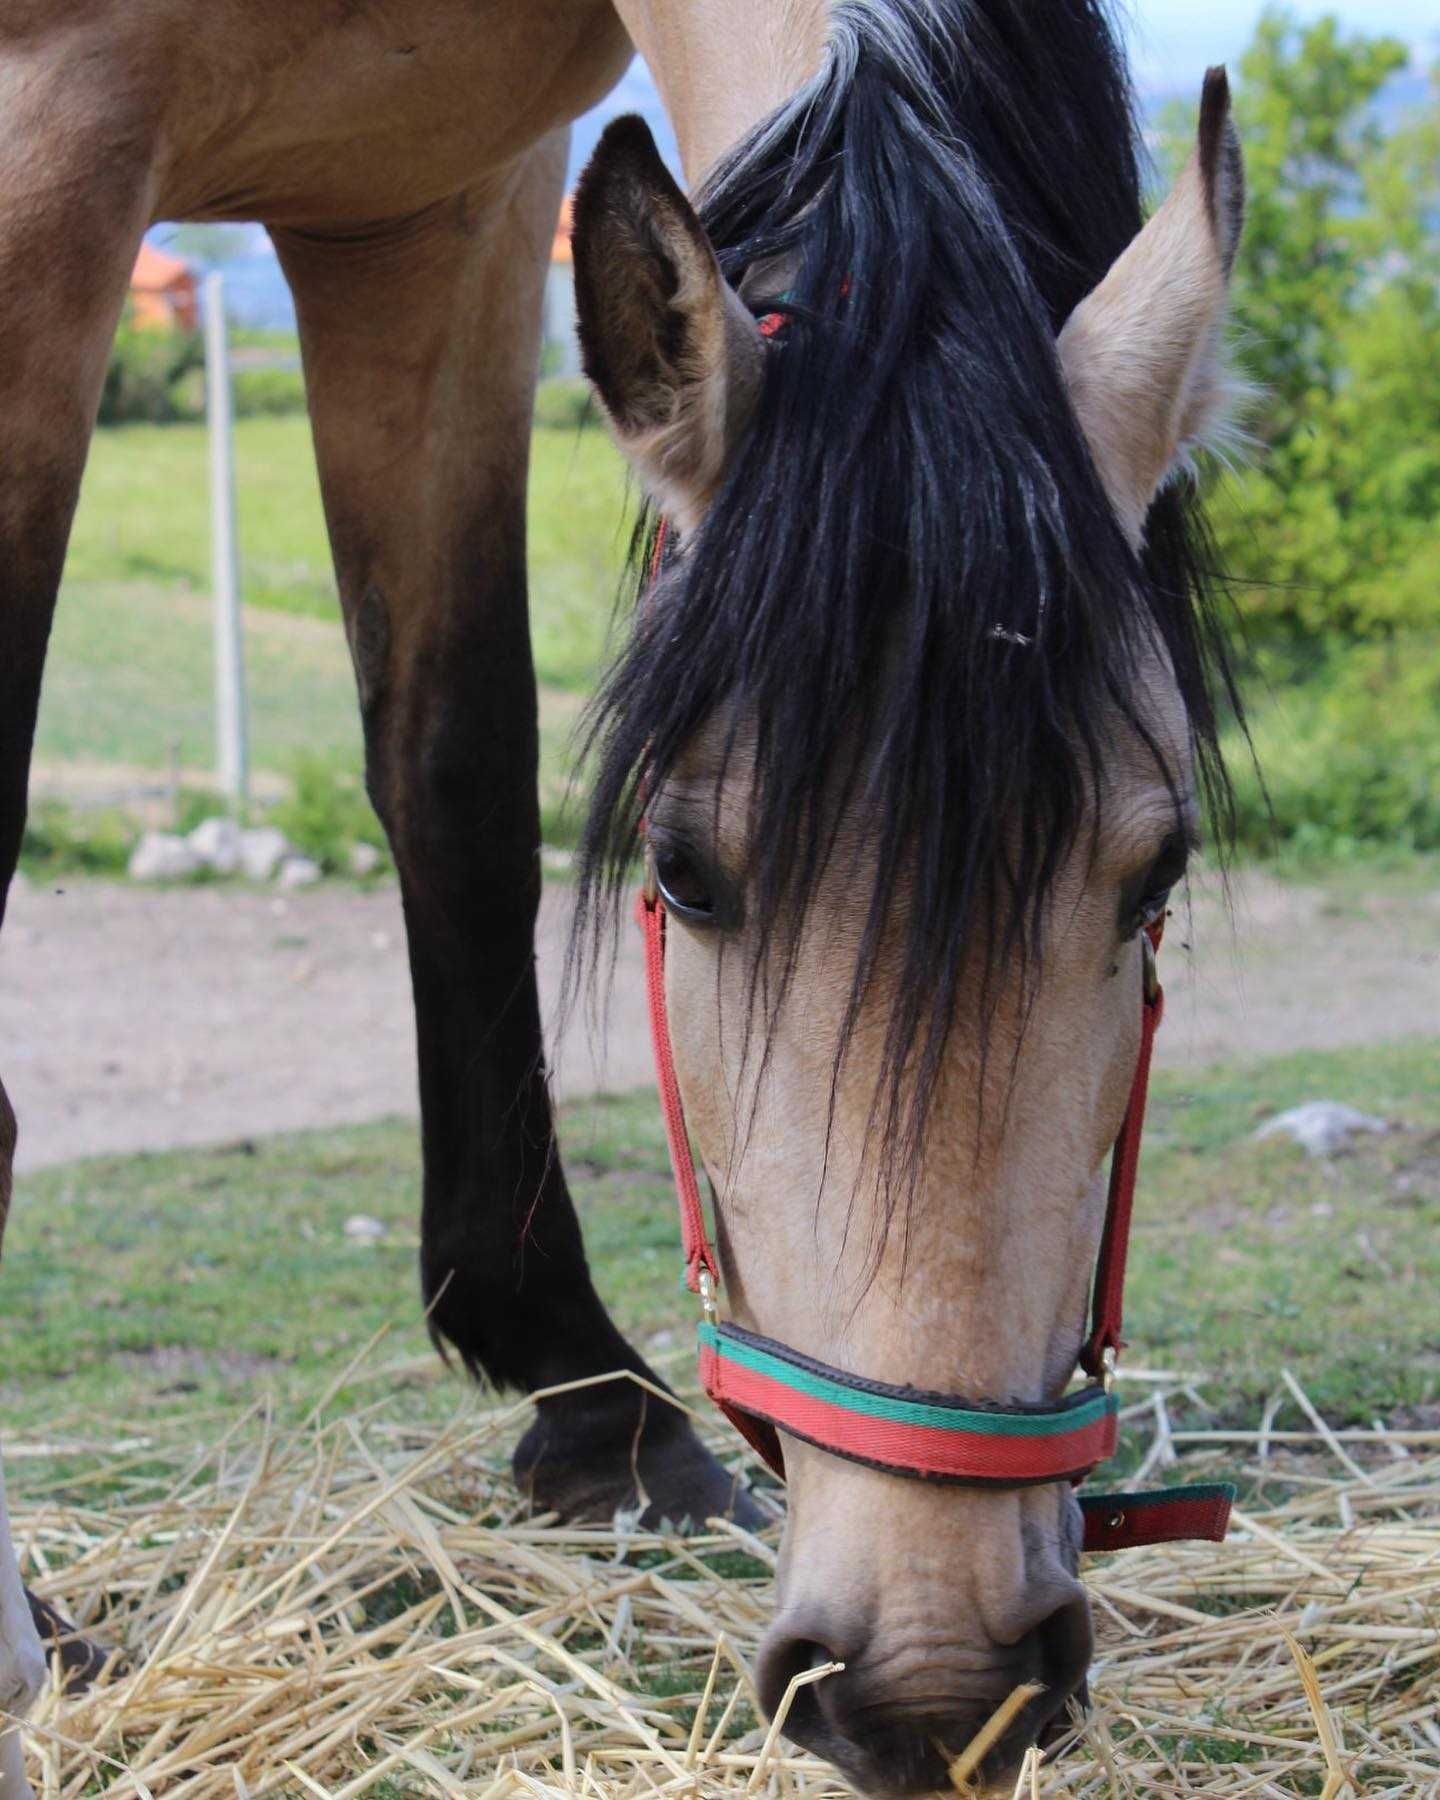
<box><xmin>0</xmin><ymin>0</ymin><xmax>1244</xmax><ymax>1792</ymax></box>
<box><xmin>566</xmin><ymin>4</ymin><xmax>1246</xmax><ymax>1788</ymax></box>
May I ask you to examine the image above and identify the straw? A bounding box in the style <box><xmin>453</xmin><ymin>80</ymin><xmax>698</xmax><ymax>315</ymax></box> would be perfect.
<box><xmin>945</xmin><ymin>1684</ymin><xmax>1044</xmax><ymax>1792</ymax></box>
<box><xmin>10</xmin><ymin>1358</ymin><xmax>1440</xmax><ymax>1796</ymax></box>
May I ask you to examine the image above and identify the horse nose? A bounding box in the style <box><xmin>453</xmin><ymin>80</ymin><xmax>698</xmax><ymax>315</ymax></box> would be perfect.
<box><xmin>756</xmin><ymin>1594</ymin><xmax>1092</xmax><ymax>1795</ymax></box>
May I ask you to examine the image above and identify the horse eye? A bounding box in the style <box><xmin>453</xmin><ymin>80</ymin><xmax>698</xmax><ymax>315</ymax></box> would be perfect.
<box><xmin>1127</xmin><ymin>834</ymin><xmax>1190</xmax><ymax>936</ymax></box>
<box><xmin>654</xmin><ymin>842</ymin><xmax>717</xmax><ymax>923</ymax></box>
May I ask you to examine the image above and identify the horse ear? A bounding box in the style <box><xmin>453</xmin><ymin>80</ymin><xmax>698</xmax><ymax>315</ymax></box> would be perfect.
<box><xmin>1058</xmin><ymin>68</ymin><xmax>1246</xmax><ymax>544</ymax></box>
<box><xmin>571</xmin><ymin>116</ymin><xmax>765</xmax><ymax>534</ymax></box>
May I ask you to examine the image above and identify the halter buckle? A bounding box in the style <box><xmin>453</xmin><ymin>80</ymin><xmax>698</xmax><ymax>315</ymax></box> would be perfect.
<box><xmin>698</xmin><ymin>1267</ymin><xmax>718</xmax><ymax>1324</ymax></box>
<box><xmin>1101</xmin><ymin>1345</ymin><xmax>1118</xmax><ymax>1394</ymax></box>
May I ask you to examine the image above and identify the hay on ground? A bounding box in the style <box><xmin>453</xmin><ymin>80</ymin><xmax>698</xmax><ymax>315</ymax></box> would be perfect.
<box><xmin>9</xmin><ymin>1359</ymin><xmax>1440</xmax><ymax>1797</ymax></box>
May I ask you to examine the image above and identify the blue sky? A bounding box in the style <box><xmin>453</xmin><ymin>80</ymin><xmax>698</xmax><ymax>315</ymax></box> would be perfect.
<box><xmin>1122</xmin><ymin>1</ymin><xmax>1438</xmax><ymax>91</ymax></box>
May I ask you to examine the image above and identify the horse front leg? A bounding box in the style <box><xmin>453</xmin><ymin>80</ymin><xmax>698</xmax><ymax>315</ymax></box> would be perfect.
<box><xmin>1</xmin><ymin>1085</ymin><xmax>43</xmax><ymax>1796</ymax></box>
<box><xmin>0</xmin><ymin>1441</ymin><xmax>45</xmax><ymax>1797</ymax></box>
<box><xmin>273</xmin><ymin>137</ymin><xmax>756</xmax><ymax>1526</ymax></box>
<box><xmin>0</xmin><ymin>53</ymin><xmax>161</xmax><ymax>1778</ymax></box>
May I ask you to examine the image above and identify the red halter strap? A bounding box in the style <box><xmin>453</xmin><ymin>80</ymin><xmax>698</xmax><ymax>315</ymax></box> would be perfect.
<box><xmin>1081</xmin><ymin>919</ymin><xmax>1164</xmax><ymax>1380</ymax></box>
<box><xmin>637</xmin><ymin>886</ymin><xmax>1230</xmax><ymax>1552</ymax></box>
<box><xmin>633</xmin><ymin>348</ymin><xmax>1229</xmax><ymax>1549</ymax></box>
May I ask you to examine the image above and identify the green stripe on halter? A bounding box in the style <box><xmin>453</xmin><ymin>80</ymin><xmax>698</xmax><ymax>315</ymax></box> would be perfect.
<box><xmin>700</xmin><ymin>1323</ymin><xmax>1116</xmax><ymax>1439</ymax></box>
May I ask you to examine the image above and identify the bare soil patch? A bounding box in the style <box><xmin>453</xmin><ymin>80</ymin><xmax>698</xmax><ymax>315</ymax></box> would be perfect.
<box><xmin>2</xmin><ymin>867</ymin><xmax>1436</xmax><ymax>1171</ymax></box>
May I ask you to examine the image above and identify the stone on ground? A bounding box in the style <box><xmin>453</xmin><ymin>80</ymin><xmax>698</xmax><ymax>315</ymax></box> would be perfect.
<box><xmin>1255</xmin><ymin>1100</ymin><xmax>1389</xmax><ymax>1158</ymax></box>
<box><xmin>128</xmin><ymin>832</ymin><xmax>200</xmax><ymax>882</ymax></box>
<box><xmin>187</xmin><ymin>817</ymin><xmax>242</xmax><ymax>876</ymax></box>
<box><xmin>237</xmin><ymin>827</ymin><xmax>292</xmax><ymax>883</ymax></box>
<box><xmin>277</xmin><ymin>855</ymin><xmax>323</xmax><ymax>891</ymax></box>
<box><xmin>343</xmin><ymin>1214</ymin><xmax>387</xmax><ymax>1243</ymax></box>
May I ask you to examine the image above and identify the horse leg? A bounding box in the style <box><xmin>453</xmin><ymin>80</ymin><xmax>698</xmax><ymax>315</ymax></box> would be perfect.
<box><xmin>0</xmin><ymin>60</ymin><xmax>156</xmax><ymax>1785</ymax></box>
<box><xmin>272</xmin><ymin>136</ymin><xmax>755</xmax><ymax>1526</ymax></box>
<box><xmin>0</xmin><ymin>1450</ymin><xmax>45</xmax><ymax>1797</ymax></box>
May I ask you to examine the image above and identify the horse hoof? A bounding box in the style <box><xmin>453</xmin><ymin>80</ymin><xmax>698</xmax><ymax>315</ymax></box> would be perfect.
<box><xmin>25</xmin><ymin>1592</ymin><xmax>119</xmax><ymax>1694</ymax></box>
<box><xmin>512</xmin><ymin>1403</ymin><xmax>769</xmax><ymax>1532</ymax></box>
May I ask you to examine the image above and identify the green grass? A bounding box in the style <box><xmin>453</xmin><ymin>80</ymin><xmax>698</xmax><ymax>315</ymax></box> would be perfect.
<box><xmin>3</xmin><ymin>1038</ymin><xmax>1436</xmax><ymax>1442</ymax></box>
<box><xmin>1126</xmin><ymin>1037</ymin><xmax>1440</xmax><ymax>1423</ymax></box>
<box><xmin>63</xmin><ymin>413</ymin><xmax>630</xmax><ymax>690</ymax></box>
<box><xmin>30</xmin><ymin>412</ymin><xmax>626</xmax><ymax>854</ymax></box>
<box><xmin>37</xmin><ymin>580</ymin><xmax>366</xmax><ymax>778</ymax></box>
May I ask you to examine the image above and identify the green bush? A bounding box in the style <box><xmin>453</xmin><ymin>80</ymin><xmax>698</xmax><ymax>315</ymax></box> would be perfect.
<box><xmin>1230</xmin><ymin>638</ymin><xmax>1440</xmax><ymax>858</ymax></box>
<box><xmin>232</xmin><ymin>365</ymin><xmax>308</xmax><ymax>418</ymax></box>
<box><xmin>100</xmin><ymin>312</ymin><xmax>204</xmax><ymax>424</ymax></box>
<box><xmin>19</xmin><ymin>803</ymin><xmax>134</xmax><ymax>877</ymax></box>
<box><xmin>270</xmin><ymin>755</ymin><xmax>388</xmax><ymax>875</ymax></box>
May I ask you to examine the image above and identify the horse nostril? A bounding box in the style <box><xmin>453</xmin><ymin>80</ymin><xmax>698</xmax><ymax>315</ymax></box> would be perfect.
<box><xmin>1035</xmin><ymin>1592</ymin><xmax>1093</xmax><ymax>1720</ymax></box>
<box><xmin>755</xmin><ymin>1631</ymin><xmax>849</xmax><ymax>1731</ymax></box>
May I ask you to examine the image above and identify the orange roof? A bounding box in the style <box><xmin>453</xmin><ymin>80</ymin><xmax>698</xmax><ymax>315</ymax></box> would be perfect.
<box><xmin>131</xmin><ymin>243</ymin><xmax>194</xmax><ymax>291</ymax></box>
<box><xmin>551</xmin><ymin>195</ymin><xmax>575</xmax><ymax>266</ymax></box>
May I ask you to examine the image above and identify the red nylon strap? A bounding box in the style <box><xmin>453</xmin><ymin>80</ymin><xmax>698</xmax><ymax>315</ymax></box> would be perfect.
<box><xmin>638</xmin><ymin>892</ymin><xmax>719</xmax><ymax>1293</ymax></box>
<box><xmin>1080</xmin><ymin>917</ymin><xmax>1165</xmax><ymax>1379</ymax></box>
<box><xmin>701</xmin><ymin>1337</ymin><xmax>1118</xmax><ymax>1484</ymax></box>
<box><xmin>1079</xmin><ymin>1484</ymin><xmax>1234</xmax><ymax>1553</ymax></box>
<box><xmin>637</xmin><ymin>884</ymin><xmax>1228</xmax><ymax>1550</ymax></box>
<box><xmin>641</xmin><ymin>883</ymin><xmax>1163</xmax><ymax>1363</ymax></box>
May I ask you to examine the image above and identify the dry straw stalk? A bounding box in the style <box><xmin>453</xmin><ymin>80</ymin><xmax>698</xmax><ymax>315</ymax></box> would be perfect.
<box><xmin>10</xmin><ymin>1362</ymin><xmax>1440</xmax><ymax>1797</ymax></box>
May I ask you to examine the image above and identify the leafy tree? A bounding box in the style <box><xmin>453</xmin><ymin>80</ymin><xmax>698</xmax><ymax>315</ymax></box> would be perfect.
<box><xmin>1164</xmin><ymin>11</ymin><xmax>1438</xmax><ymax>650</ymax></box>
<box><xmin>1156</xmin><ymin>12</ymin><xmax>1440</xmax><ymax>855</ymax></box>
<box><xmin>99</xmin><ymin>303</ymin><xmax>204</xmax><ymax>425</ymax></box>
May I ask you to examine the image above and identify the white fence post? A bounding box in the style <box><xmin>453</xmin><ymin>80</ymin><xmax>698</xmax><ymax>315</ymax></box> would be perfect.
<box><xmin>203</xmin><ymin>271</ymin><xmax>249</xmax><ymax>808</ymax></box>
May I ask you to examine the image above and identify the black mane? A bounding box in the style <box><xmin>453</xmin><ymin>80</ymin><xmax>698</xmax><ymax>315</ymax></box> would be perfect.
<box><xmin>574</xmin><ymin>0</ymin><xmax>1237</xmax><ymax>1171</ymax></box>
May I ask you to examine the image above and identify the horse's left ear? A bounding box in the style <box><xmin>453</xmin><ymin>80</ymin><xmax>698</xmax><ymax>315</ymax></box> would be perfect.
<box><xmin>1058</xmin><ymin>68</ymin><xmax>1245</xmax><ymax>545</ymax></box>
<box><xmin>572</xmin><ymin>115</ymin><xmax>766</xmax><ymax>535</ymax></box>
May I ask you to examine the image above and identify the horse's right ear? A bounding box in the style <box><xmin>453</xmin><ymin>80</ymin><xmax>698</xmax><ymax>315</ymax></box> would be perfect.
<box><xmin>572</xmin><ymin>116</ymin><xmax>766</xmax><ymax>535</ymax></box>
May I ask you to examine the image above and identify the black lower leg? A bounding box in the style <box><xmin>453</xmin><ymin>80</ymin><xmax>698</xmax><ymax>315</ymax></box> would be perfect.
<box><xmin>386</xmin><ymin>601</ymin><xmax>755</xmax><ymax>1526</ymax></box>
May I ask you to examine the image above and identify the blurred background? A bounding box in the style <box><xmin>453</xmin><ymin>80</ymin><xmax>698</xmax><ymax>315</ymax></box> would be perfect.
<box><xmin>3</xmin><ymin>6</ymin><xmax>1437</xmax><ymax>1442</ymax></box>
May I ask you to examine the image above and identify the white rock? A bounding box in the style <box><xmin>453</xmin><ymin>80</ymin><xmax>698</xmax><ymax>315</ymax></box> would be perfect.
<box><xmin>344</xmin><ymin>1214</ymin><xmax>387</xmax><ymax>1243</ymax></box>
<box><xmin>1255</xmin><ymin>1101</ymin><xmax>1389</xmax><ymax>1159</ymax></box>
<box><xmin>348</xmin><ymin>841</ymin><xmax>383</xmax><ymax>878</ymax></box>
<box><xmin>188</xmin><ymin>815</ymin><xmax>242</xmax><ymax>875</ymax></box>
<box><xmin>238</xmin><ymin>826</ymin><xmax>292</xmax><ymax>882</ymax></box>
<box><xmin>277</xmin><ymin>855</ymin><xmax>323</xmax><ymax>891</ymax></box>
<box><xmin>128</xmin><ymin>831</ymin><xmax>200</xmax><ymax>882</ymax></box>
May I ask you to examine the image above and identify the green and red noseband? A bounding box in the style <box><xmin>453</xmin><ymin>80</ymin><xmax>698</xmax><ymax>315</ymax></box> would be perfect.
<box><xmin>639</xmin><ymin>887</ymin><xmax>1233</xmax><ymax>1553</ymax></box>
<box><xmin>699</xmin><ymin>1321</ymin><xmax>1117</xmax><ymax>1486</ymax></box>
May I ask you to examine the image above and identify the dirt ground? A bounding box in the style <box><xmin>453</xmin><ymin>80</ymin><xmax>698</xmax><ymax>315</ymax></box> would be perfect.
<box><xmin>3</xmin><ymin>868</ymin><xmax>1437</xmax><ymax>1172</ymax></box>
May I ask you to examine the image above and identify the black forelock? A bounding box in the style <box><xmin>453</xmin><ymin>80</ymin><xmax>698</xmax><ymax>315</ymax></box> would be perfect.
<box><xmin>573</xmin><ymin>0</ymin><xmax>1237</xmax><ymax>1178</ymax></box>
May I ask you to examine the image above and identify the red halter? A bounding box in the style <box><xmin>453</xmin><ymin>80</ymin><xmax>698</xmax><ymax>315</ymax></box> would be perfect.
<box><xmin>639</xmin><ymin>889</ymin><xmax>1231</xmax><ymax>1549</ymax></box>
<box><xmin>632</xmin><ymin>340</ymin><xmax>1231</xmax><ymax>1548</ymax></box>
